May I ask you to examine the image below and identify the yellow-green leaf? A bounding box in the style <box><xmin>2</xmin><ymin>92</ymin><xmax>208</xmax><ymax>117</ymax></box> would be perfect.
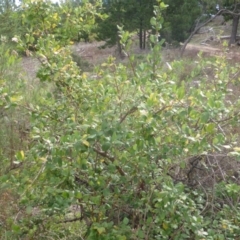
<box><xmin>82</xmin><ymin>140</ymin><xmax>90</xmax><ymax>147</ymax></box>
<box><xmin>96</xmin><ymin>227</ymin><xmax>105</xmax><ymax>234</ymax></box>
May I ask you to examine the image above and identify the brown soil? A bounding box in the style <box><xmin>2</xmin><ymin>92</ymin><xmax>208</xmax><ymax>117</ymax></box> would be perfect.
<box><xmin>186</xmin><ymin>43</ymin><xmax>221</xmax><ymax>54</ymax></box>
<box><xmin>72</xmin><ymin>41</ymin><xmax>117</xmax><ymax>65</ymax></box>
<box><xmin>21</xmin><ymin>57</ymin><xmax>40</xmax><ymax>81</ymax></box>
<box><xmin>21</xmin><ymin>42</ymin><xmax>240</xmax><ymax>79</ymax></box>
<box><xmin>184</xmin><ymin>43</ymin><xmax>240</xmax><ymax>62</ymax></box>
<box><xmin>21</xmin><ymin>41</ymin><xmax>150</xmax><ymax>77</ymax></box>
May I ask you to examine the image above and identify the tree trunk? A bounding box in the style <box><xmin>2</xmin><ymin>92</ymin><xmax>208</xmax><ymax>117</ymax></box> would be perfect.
<box><xmin>229</xmin><ymin>15</ymin><xmax>240</xmax><ymax>45</ymax></box>
<box><xmin>143</xmin><ymin>29</ymin><xmax>146</xmax><ymax>49</ymax></box>
<box><xmin>117</xmin><ymin>36</ymin><xmax>122</xmax><ymax>55</ymax></box>
<box><xmin>139</xmin><ymin>18</ymin><xmax>143</xmax><ymax>49</ymax></box>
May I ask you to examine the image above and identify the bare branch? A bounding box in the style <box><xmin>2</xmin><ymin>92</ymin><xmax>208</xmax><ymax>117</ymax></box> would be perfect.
<box><xmin>93</xmin><ymin>147</ymin><xmax>125</xmax><ymax>176</ymax></box>
<box><xmin>58</xmin><ymin>216</ymin><xmax>83</xmax><ymax>223</ymax></box>
<box><xmin>153</xmin><ymin>105</ymin><xmax>171</xmax><ymax>116</ymax></box>
<box><xmin>180</xmin><ymin>9</ymin><xmax>226</xmax><ymax>57</ymax></box>
<box><xmin>119</xmin><ymin>106</ymin><xmax>138</xmax><ymax>124</ymax></box>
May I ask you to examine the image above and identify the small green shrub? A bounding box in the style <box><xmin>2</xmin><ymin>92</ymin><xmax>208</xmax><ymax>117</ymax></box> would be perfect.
<box><xmin>71</xmin><ymin>53</ymin><xmax>93</xmax><ymax>72</ymax></box>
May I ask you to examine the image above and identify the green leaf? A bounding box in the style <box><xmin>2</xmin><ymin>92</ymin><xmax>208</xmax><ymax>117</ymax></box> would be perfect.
<box><xmin>12</xmin><ymin>224</ymin><xmax>21</xmax><ymax>233</ymax></box>
<box><xmin>26</xmin><ymin>206</ymin><xmax>33</xmax><ymax>215</ymax></box>
<box><xmin>160</xmin><ymin>2</ymin><xmax>168</xmax><ymax>9</ymax></box>
<box><xmin>200</xmin><ymin>112</ymin><xmax>210</xmax><ymax>123</ymax></box>
<box><xmin>205</xmin><ymin>123</ymin><xmax>215</xmax><ymax>133</ymax></box>
<box><xmin>150</xmin><ymin>17</ymin><xmax>156</xmax><ymax>27</ymax></box>
<box><xmin>118</xmin><ymin>236</ymin><xmax>127</xmax><ymax>240</ymax></box>
<box><xmin>177</xmin><ymin>86</ymin><xmax>185</xmax><ymax>99</ymax></box>
<box><xmin>102</xmin><ymin>142</ymin><xmax>111</xmax><ymax>151</ymax></box>
<box><xmin>15</xmin><ymin>150</ymin><xmax>25</xmax><ymax>161</ymax></box>
<box><xmin>96</xmin><ymin>226</ymin><xmax>105</xmax><ymax>235</ymax></box>
<box><xmin>82</xmin><ymin>139</ymin><xmax>90</xmax><ymax>147</ymax></box>
<box><xmin>123</xmin><ymin>217</ymin><xmax>129</xmax><ymax>225</ymax></box>
<box><xmin>137</xmin><ymin>230</ymin><xmax>144</xmax><ymax>238</ymax></box>
<box><xmin>180</xmin><ymin>161</ymin><xmax>186</xmax><ymax>169</ymax></box>
<box><xmin>75</xmin><ymin>192</ymin><xmax>82</xmax><ymax>199</ymax></box>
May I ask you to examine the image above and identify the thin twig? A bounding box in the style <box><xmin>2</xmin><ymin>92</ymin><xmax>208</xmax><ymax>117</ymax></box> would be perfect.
<box><xmin>153</xmin><ymin>105</ymin><xmax>171</xmax><ymax>116</ymax></box>
<box><xmin>93</xmin><ymin>147</ymin><xmax>125</xmax><ymax>176</ymax></box>
<box><xmin>58</xmin><ymin>216</ymin><xmax>83</xmax><ymax>223</ymax></box>
<box><xmin>119</xmin><ymin>106</ymin><xmax>138</xmax><ymax>123</ymax></box>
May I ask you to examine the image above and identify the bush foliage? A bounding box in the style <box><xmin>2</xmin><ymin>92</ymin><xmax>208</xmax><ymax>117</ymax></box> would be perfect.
<box><xmin>1</xmin><ymin>0</ymin><xmax>240</xmax><ymax>239</ymax></box>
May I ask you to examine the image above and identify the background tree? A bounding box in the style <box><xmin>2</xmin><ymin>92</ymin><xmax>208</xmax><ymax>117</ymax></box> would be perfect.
<box><xmin>0</xmin><ymin>0</ymin><xmax>19</xmax><ymax>38</ymax></box>
<box><xmin>198</xmin><ymin>0</ymin><xmax>221</xmax><ymax>13</ymax></box>
<box><xmin>135</xmin><ymin>0</ymin><xmax>156</xmax><ymax>49</ymax></box>
<box><xmin>161</xmin><ymin>0</ymin><xmax>201</xmax><ymax>44</ymax></box>
<box><xmin>222</xmin><ymin>0</ymin><xmax>240</xmax><ymax>45</ymax></box>
<box><xmin>181</xmin><ymin>0</ymin><xmax>240</xmax><ymax>55</ymax></box>
<box><xmin>196</xmin><ymin>0</ymin><xmax>240</xmax><ymax>45</ymax></box>
<box><xmin>96</xmin><ymin>0</ymin><xmax>157</xmax><ymax>51</ymax></box>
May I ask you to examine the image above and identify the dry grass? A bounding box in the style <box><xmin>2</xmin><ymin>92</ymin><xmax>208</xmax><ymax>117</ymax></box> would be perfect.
<box><xmin>0</xmin><ymin>189</ymin><xmax>20</xmax><ymax>230</ymax></box>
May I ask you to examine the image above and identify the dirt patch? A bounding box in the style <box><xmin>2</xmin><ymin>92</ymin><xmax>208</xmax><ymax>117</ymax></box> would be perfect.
<box><xmin>72</xmin><ymin>41</ymin><xmax>117</xmax><ymax>66</ymax></box>
<box><xmin>20</xmin><ymin>42</ymin><xmax>119</xmax><ymax>78</ymax></box>
<box><xmin>184</xmin><ymin>43</ymin><xmax>240</xmax><ymax>61</ymax></box>
<box><xmin>21</xmin><ymin>57</ymin><xmax>40</xmax><ymax>80</ymax></box>
<box><xmin>186</xmin><ymin>43</ymin><xmax>221</xmax><ymax>53</ymax></box>
<box><xmin>20</xmin><ymin>41</ymin><xmax>151</xmax><ymax>77</ymax></box>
